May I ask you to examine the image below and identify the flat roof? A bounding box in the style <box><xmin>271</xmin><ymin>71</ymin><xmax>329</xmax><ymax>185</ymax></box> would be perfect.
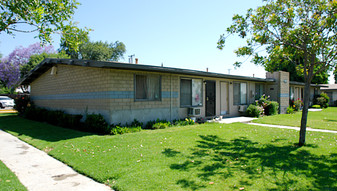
<box><xmin>320</xmin><ymin>84</ymin><xmax>337</xmax><ymax>90</ymax></box>
<box><xmin>20</xmin><ymin>58</ymin><xmax>274</xmax><ymax>85</ymax></box>
<box><xmin>290</xmin><ymin>81</ymin><xmax>327</xmax><ymax>88</ymax></box>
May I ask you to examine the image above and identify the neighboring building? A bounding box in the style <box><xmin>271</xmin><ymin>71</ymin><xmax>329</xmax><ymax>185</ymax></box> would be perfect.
<box><xmin>19</xmin><ymin>58</ymin><xmax>321</xmax><ymax>124</ymax></box>
<box><xmin>320</xmin><ymin>84</ymin><xmax>337</xmax><ymax>106</ymax></box>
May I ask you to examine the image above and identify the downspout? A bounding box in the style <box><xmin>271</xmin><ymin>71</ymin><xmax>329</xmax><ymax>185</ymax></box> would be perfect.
<box><xmin>170</xmin><ymin>74</ymin><xmax>172</xmax><ymax>121</ymax></box>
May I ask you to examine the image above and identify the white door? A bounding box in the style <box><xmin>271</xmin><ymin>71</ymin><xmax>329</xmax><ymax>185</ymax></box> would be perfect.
<box><xmin>220</xmin><ymin>82</ymin><xmax>229</xmax><ymax>115</ymax></box>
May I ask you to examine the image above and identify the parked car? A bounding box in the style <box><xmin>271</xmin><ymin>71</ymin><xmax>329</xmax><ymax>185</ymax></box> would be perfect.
<box><xmin>0</xmin><ymin>96</ymin><xmax>15</xmax><ymax>109</ymax></box>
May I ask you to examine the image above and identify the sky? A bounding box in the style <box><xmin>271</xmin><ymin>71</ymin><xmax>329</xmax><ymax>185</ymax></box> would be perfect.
<box><xmin>0</xmin><ymin>0</ymin><xmax>335</xmax><ymax>83</ymax></box>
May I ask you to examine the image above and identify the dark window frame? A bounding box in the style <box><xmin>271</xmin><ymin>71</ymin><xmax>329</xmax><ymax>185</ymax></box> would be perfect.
<box><xmin>180</xmin><ymin>77</ymin><xmax>203</xmax><ymax>108</ymax></box>
<box><xmin>233</xmin><ymin>82</ymin><xmax>247</xmax><ymax>105</ymax></box>
<box><xmin>134</xmin><ymin>74</ymin><xmax>162</xmax><ymax>102</ymax></box>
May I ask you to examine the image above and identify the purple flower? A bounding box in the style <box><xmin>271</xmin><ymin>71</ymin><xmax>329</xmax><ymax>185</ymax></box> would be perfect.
<box><xmin>0</xmin><ymin>43</ymin><xmax>55</xmax><ymax>88</ymax></box>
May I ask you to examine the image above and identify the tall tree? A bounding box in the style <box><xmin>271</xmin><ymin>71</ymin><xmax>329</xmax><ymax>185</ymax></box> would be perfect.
<box><xmin>60</xmin><ymin>40</ymin><xmax>126</xmax><ymax>61</ymax></box>
<box><xmin>0</xmin><ymin>43</ymin><xmax>55</xmax><ymax>88</ymax></box>
<box><xmin>218</xmin><ymin>0</ymin><xmax>337</xmax><ymax>146</ymax></box>
<box><xmin>333</xmin><ymin>67</ymin><xmax>337</xmax><ymax>84</ymax></box>
<box><xmin>0</xmin><ymin>0</ymin><xmax>90</xmax><ymax>51</ymax></box>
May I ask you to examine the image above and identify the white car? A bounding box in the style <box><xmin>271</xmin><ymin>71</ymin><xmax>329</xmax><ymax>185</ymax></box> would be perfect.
<box><xmin>0</xmin><ymin>96</ymin><xmax>15</xmax><ymax>109</ymax></box>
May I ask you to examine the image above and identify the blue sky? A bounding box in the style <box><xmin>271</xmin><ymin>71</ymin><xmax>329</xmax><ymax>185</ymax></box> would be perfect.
<box><xmin>0</xmin><ymin>0</ymin><xmax>334</xmax><ymax>82</ymax></box>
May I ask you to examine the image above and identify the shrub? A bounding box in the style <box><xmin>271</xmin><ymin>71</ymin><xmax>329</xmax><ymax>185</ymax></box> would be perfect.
<box><xmin>130</xmin><ymin>119</ymin><xmax>143</xmax><ymax>128</ymax></box>
<box><xmin>14</xmin><ymin>95</ymin><xmax>30</xmax><ymax>114</ymax></box>
<box><xmin>246</xmin><ymin>104</ymin><xmax>263</xmax><ymax>117</ymax></box>
<box><xmin>84</xmin><ymin>113</ymin><xmax>109</xmax><ymax>134</ymax></box>
<box><xmin>316</xmin><ymin>93</ymin><xmax>329</xmax><ymax>108</ymax></box>
<box><xmin>311</xmin><ymin>105</ymin><xmax>321</xmax><ymax>109</ymax></box>
<box><xmin>152</xmin><ymin>122</ymin><xmax>171</xmax><ymax>129</ymax></box>
<box><xmin>265</xmin><ymin>101</ymin><xmax>279</xmax><ymax>115</ymax></box>
<box><xmin>144</xmin><ymin>119</ymin><xmax>169</xmax><ymax>129</ymax></box>
<box><xmin>286</xmin><ymin>106</ymin><xmax>295</xmax><ymax>114</ymax></box>
<box><xmin>110</xmin><ymin>126</ymin><xmax>141</xmax><ymax>135</ymax></box>
<box><xmin>294</xmin><ymin>99</ymin><xmax>303</xmax><ymax>111</ymax></box>
<box><xmin>173</xmin><ymin>118</ymin><xmax>195</xmax><ymax>126</ymax></box>
<box><xmin>255</xmin><ymin>95</ymin><xmax>280</xmax><ymax>116</ymax></box>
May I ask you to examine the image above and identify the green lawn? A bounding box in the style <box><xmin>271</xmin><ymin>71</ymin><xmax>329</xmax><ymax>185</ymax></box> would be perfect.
<box><xmin>0</xmin><ymin>160</ymin><xmax>27</xmax><ymax>191</ymax></box>
<box><xmin>253</xmin><ymin>107</ymin><xmax>337</xmax><ymax>131</ymax></box>
<box><xmin>0</xmin><ymin>114</ymin><xmax>337</xmax><ymax>190</ymax></box>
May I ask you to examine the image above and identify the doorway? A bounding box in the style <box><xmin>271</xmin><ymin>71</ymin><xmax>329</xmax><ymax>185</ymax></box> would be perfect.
<box><xmin>205</xmin><ymin>81</ymin><xmax>216</xmax><ymax>116</ymax></box>
<box><xmin>220</xmin><ymin>82</ymin><xmax>229</xmax><ymax>115</ymax></box>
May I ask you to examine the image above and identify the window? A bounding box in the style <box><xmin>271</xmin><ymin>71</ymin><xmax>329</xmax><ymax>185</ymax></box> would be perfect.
<box><xmin>234</xmin><ymin>82</ymin><xmax>247</xmax><ymax>105</ymax></box>
<box><xmin>180</xmin><ymin>78</ymin><xmax>202</xmax><ymax>107</ymax></box>
<box><xmin>135</xmin><ymin>75</ymin><xmax>161</xmax><ymax>101</ymax></box>
<box><xmin>255</xmin><ymin>84</ymin><xmax>265</xmax><ymax>100</ymax></box>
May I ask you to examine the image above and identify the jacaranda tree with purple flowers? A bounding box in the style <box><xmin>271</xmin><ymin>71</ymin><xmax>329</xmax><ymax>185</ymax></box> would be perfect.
<box><xmin>0</xmin><ymin>43</ymin><xmax>55</xmax><ymax>89</ymax></box>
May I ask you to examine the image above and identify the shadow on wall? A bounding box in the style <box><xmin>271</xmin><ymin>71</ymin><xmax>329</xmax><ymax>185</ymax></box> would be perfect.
<box><xmin>0</xmin><ymin>114</ymin><xmax>93</xmax><ymax>142</ymax></box>
<box><xmin>165</xmin><ymin>135</ymin><xmax>337</xmax><ymax>190</ymax></box>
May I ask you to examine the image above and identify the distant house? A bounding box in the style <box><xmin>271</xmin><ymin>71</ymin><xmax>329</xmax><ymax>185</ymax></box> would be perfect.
<box><xmin>19</xmin><ymin>59</ymin><xmax>323</xmax><ymax>124</ymax></box>
<box><xmin>320</xmin><ymin>84</ymin><xmax>337</xmax><ymax>106</ymax></box>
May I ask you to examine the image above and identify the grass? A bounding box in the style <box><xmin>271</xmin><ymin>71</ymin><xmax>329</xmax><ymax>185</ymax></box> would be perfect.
<box><xmin>0</xmin><ymin>113</ymin><xmax>337</xmax><ymax>190</ymax></box>
<box><xmin>253</xmin><ymin>107</ymin><xmax>337</xmax><ymax>131</ymax></box>
<box><xmin>0</xmin><ymin>160</ymin><xmax>27</xmax><ymax>191</ymax></box>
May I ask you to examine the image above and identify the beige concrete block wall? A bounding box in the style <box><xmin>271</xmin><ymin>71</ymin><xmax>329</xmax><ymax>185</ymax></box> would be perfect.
<box><xmin>31</xmin><ymin>64</ymin><xmax>181</xmax><ymax>124</ymax></box>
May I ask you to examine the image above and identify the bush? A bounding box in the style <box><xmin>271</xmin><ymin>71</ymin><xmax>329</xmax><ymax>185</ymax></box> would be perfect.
<box><xmin>14</xmin><ymin>95</ymin><xmax>30</xmax><ymax>114</ymax></box>
<box><xmin>110</xmin><ymin>125</ymin><xmax>142</xmax><ymax>135</ymax></box>
<box><xmin>84</xmin><ymin>113</ymin><xmax>109</xmax><ymax>134</ymax></box>
<box><xmin>294</xmin><ymin>99</ymin><xmax>303</xmax><ymax>111</ymax></box>
<box><xmin>311</xmin><ymin>105</ymin><xmax>321</xmax><ymax>109</ymax></box>
<box><xmin>246</xmin><ymin>104</ymin><xmax>263</xmax><ymax>117</ymax></box>
<box><xmin>152</xmin><ymin>122</ymin><xmax>171</xmax><ymax>129</ymax></box>
<box><xmin>144</xmin><ymin>119</ymin><xmax>169</xmax><ymax>129</ymax></box>
<box><xmin>173</xmin><ymin>118</ymin><xmax>195</xmax><ymax>126</ymax></box>
<box><xmin>255</xmin><ymin>95</ymin><xmax>280</xmax><ymax>116</ymax></box>
<box><xmin>316</xmin><ymin>93</ymin><xmax>329</xmax><ymax>108</ymax></box>
<box><xmin>266</xmin><ymin>101</ymin><xmax>279</xmax><ymax>115</ymax></box>
<box><xmin>286</xmin><ymin>106</ymin><xmax>295</xmax><ymax>114</ymax></box>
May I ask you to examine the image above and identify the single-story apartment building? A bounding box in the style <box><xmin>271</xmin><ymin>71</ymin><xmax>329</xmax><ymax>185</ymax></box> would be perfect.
<box><xmin>320</xmin><ymin>84</ymin><xmax>337</xmax><ymax>106</ymax></box>
<box><xmin>19</xmin><ymin>58</ymin><xmax>323</xmax><ymax>124</ymax></box>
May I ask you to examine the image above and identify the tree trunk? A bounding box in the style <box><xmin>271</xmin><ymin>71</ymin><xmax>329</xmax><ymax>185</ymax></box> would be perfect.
<box><xmin>299</xmin><ymin>82</ymin><xmax>311</xmax><ymax>146</ymax></box>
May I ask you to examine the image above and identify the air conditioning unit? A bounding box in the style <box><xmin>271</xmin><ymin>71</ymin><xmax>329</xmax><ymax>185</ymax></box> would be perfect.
<box><xmin>188</xmin><ymin>108</ymin><xmax>201</xmax><ymax>116</ymax></box>
<box><xmin>238</xmin><ymin>105</ymin><xmax>247</xmax><ymax>112</ymax></box>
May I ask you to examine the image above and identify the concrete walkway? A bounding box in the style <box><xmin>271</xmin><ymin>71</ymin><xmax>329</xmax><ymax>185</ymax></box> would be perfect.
<box><xmin>218</xmin><ymin>116</ymin><xmax>337</xmax><ymax>134</ymax></box>
<box><xmin>0</xmin><ymin>130</ymin><xmax>111</xmax><ymax>191</ymax></box>
<box><xmin>218</xmin><ymin>117</ymin><xmax>256</xmax><ymax>124</ymax></box>
<box><xmin>249</xmin><ymin>123</ymin><xmax>337</xmax><ymax>134</ymax></box>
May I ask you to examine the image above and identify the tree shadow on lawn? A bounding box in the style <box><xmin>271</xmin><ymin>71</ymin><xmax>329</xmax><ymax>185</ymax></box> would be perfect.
<box><xmin>169</xmin><ymin>135</ymin><xmax>337</xmax><ymax>190</ymax></box>
<box><xmin>0</xmin><ymin>115</ymin><xmax>93</xmax><ymax>142</ymax></box>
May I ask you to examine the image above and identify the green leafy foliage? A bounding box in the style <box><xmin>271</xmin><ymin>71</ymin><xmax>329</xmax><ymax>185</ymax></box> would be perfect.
<box><xmin>293</xmin><ymin>99</ymin><xmax>303</xmax><ymax>111</ymax></box>
<box><xmin>84</xmin><ymin>113</ymin><xmax>109</xmax><ymax>134</ymax></box>
<box><xmin>218</xmin><ymin>0</ymin><xmax>337</xmax><ymax>146</ymax></box>
<box><xmin>286</xmin><ymin>106</ymin><xmax>295</xmax><ymax>114</ymax></box>
<box><xmin>246</xmin><ymin>104</ymin><xmax>264</xmax><ymax>117</ymax></box>
<box><xmin>0</xmin><ymin>0</ymin><xmax>90</xmax><ymax>51</ymax></box>
<box><xmin>13</xmin><ymin>95</ymin><xmax>30</xmax><ymax>114</ymax></box>
<box><xmin>60</xmin><ymin>40</ymin><xmax>126</xmax><ymax>61</ymax></box>
<box><xmin>20</xmin><ymin>51</ymin><xmax>70</xmax><ymax>78</ymax></box>
<box><xmin>316</xmin><ymin>92</ymin><xmax>330</xmax><ymax>108</ymax></box>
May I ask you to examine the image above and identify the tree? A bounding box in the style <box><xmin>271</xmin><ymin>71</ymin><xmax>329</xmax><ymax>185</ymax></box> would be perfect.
<box><xmin>333</xmin><ymin>67</ymin><xmax>337</xmax><ymax>84</ymax></box>
<box><xmin>60</xmin><ymin>40</ymin><xmax>126</xmax><ymax>61</ymax></box>
<box><xmin>265</xmin><ymin>49</ymin><xmax>329</xmax><ymax>84</ymax></box>
<box><xmin>0</xmin><ymin>43</ymin><xmax>55</xmax><ymax>89</ymax></box>
<box><xmin>0</xmin><ymin>0</ymin><xmax>90</xmax><ymax>51</ymax></box>
<box><xmin>218</xmin><ymin>0</ymin><xmax>337</xmax><ymax>146</ymax></box>
<box><xmin>20</xmin><ymin>51</ymin><xmax>70</xmax><ymax>78</ymax></box>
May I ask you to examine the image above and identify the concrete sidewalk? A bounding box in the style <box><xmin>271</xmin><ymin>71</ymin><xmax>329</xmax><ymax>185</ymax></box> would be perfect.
<box><xmin>0</xmin><ymin>130</ymin><xmax>111</xmax><ymax>191</ymax></box>
<box><xmin>249</xmin><ymin>123</ymin><xmax>337</xmax><ymax>134</ymax></box>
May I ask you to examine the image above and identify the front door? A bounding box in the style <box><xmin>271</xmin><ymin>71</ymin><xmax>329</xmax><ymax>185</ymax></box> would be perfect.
<box><xmin>220</xmin><ymin>82</ymin><xmax>229</xmax><ymax>115</ymax></box>
<box><xmin>206</xmin><ymin>81</ymin><xmax>216</xmax><ymax>116</ymax></box>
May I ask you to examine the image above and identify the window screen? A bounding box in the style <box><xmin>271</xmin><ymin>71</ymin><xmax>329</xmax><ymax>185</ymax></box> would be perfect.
<box><xmin>234</xmin><ymin>82</ymin><xmax>247</xmax><ymax>105</ymax></box>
